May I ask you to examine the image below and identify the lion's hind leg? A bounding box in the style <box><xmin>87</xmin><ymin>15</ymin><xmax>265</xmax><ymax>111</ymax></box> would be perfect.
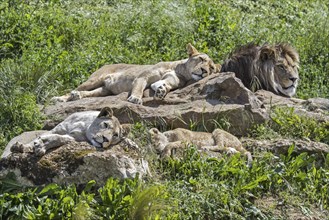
<box><xmin>11</xmin><ymin>142</ymin><xmax>34</xmax><ymax>154</ymax></box>
<box><xmin>201</xmin><ymin>144</ymin><xmax>252</xmax><ymax>167</ymax></box>
<box><xmin>211</xmin><ymin>129</ymin><xmax>253</xmax><ymax>167</ymax></box>
<box><xmin>51</xmin><ymin>93</ymin><xmax>72</xmax><ymax>103</ymax></box>
<box><xmin>11</xmin><ymin>134</ymin><xmax>75</xmax><ymax>156</ymax></box>
<box><xmin>68</xmin><ymin>87</ymin><xmax>110</xmax><ymax>101</ymax></box>
<box><xmin>76</xmin><ymin>76</ymin><xmax>105</xmax><ymax>91</ymax></box>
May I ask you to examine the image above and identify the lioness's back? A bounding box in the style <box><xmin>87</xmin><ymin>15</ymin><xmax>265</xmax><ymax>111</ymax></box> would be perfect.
<box><xmin>51</xmin><ymin>111</ymin><xmax>99</xmax><ymax>141</ymax></box>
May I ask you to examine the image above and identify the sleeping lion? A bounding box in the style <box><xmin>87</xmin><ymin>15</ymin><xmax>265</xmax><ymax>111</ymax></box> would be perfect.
<box><xmin>221</xmin><ymin>43</ymin><xmax>299</xmax><ymax>97</ymax></box>
<box><xmin>10</xmin><ymin>107</ymin><xmax>126</xmax><ymax>156</ymax></box>
<box><xmin>53</xmin><ymin>44</ymin><xmax>220</xmax><ymax>105</ymax></box>
<box><xmin>149</xmin><ymin>128</ymin><xmax>252</xmax><ymax>167</ymax></box>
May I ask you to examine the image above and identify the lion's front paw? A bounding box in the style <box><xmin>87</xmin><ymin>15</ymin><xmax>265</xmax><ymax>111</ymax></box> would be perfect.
<box><xmin>11</xmin><ymin>142</ymin><xmax>33</xmax><ymax>153</ymax></box>
<box><xmin>11</xmin><ymin>142</ymin><xmax>25</xmax><ymax>153</ymax></box>
<box><xmin>155</xmin><ymin>84</ymin><xmax>168</xmax><ymax>99</ymax></box>
<box><xmin>151</xmin><ymin>80</ymin><xmax>168</xmax><ymax>100</ymax></box>
<box><xmin>68</xmin><ymin>90</ymin><xmax>82</xmax><ymax>101</ymax></box>
<box><xmin>127</xmin><ymin>95</ymin><xmax>143</xmax><ymax>105</ymax></box>
<box><xmin>35</xmin><ymin>147</ymin><xmax>46</xmax><ymax>156</ymax></box>
<box><xmin>33</xmin><ymin>138</ymin><xmax>46</xmax><ymax>156</ymax></box>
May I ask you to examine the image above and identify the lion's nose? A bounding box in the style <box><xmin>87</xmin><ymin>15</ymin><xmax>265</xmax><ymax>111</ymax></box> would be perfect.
<box><xmin>289</xmin><ymin>77</ymin><xmax>298</xmax><ymax>83</ymax></box>
<box><xmin>102</xmin><ymin>136</ymin><xmax>109</xmax><ymax>142</ymax></box>
<box><xmin>201</xmin><ymin>68</ymin><xmax>208</xmax><ymax>74</ymax></box>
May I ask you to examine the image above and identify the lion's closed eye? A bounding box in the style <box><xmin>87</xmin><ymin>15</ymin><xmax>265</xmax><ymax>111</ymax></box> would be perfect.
<box><xmin>101</xmin><ymin>122</ymin><xmax>111</xmax><ymax>129</ymax></box>
<box><xmin>278</xmin><ymin>65</ymin><xmax>285</xmax><ymax>70</ymax></box>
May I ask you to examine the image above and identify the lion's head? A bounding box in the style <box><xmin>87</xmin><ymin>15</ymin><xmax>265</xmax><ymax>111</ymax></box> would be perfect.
<box><xmin>86</xmin><ymin>107</ymin><xmax>122</xmax><ymax>148</ymax></box>
<box><xmin>221</xmin><ymin>43</ymin><xmax>299</xmax><ymax>97</ymax></box>
<box><xmin>148</xmin><ymin>128</ymin><xmax>168</xmax><ymax>153</ymax></box>
<box><xmin>181</xmin><ymin>43</ymin><xmax>220</xmax><ymax>81</ymax></box>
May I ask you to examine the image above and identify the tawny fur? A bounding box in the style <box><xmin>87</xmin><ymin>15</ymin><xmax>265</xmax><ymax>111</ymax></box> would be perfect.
<box><xmin>52</xmin><ymin>44</ymin><xmax>220</xmax><ymax>105</ymax></box>
<box><xmin>149</xmin><ymin>128</ymin><xmax>252</xmax><ymax>166</ymax></box>
<box><xmin>11</xmin><ymin>107</ymin><xmax>123</xmax><ymax>156</ymax></box>
<box><xmin>221</xmin><ymin>43</ymin><xmax>299</xmax><ymax>97</ymax></box>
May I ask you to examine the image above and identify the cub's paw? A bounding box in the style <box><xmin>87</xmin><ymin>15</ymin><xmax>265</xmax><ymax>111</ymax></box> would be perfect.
<box><xmin>155</xmin><ymin>84</ymin><xmax>168</xmax><ymax>100</ymax></box>
<box><xmin>68</xmin><ymin>90</ymin><xmax>82</xmax><ymax>101</ymax></box>
<box><xmin>127</xmin><ymin>95</ymin><xmax>143</xmax><ymax>105</ymax></box>
<box><xmin>11</xmin><ymin>142</ymin><xmax>33</xmax><ymax>153</ymax></box>
<box><xmin>227</xmin><ymin>147</ymin><xmax>238</xmax><ymax>155</ymax></box>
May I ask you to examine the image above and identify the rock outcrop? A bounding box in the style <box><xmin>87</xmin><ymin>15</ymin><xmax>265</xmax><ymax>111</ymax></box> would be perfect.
<box><xmin>242</xmin><ymin>138</ymin><xmax>329</xmax><ymax>159</ymax></box>
<box><xmin>0</xmin><ymin>139</ymin><xmax>148</xmax><ymax>186</ymax></box>
<box><xmin>1</xmin><ymin>72</ymin><xmax>328</xmax><ymax>186</ymax></box>
<box><xmin>43</xmin><ymin>72</ymin><xmax>268</xmax><ymax>136</ymax></box>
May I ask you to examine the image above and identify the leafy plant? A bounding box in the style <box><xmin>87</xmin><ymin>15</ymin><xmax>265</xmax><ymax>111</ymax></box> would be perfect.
<box><xmin>252</xmin><ymin>107</ymin><xmax>329</xmax><ymax>144</ymax></box>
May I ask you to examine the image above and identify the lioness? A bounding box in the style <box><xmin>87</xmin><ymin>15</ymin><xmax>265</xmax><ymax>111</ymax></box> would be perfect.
<box><xmin>11</xmin><ymin>107</ymin><xmax>124</xmax><ymax>156</ymax></box>
<box><xmin>149</xmin><ymin>128</ymin><xmax>252</xmax><ymax>166</ymax></box>
<box><xmin>221</xmin><ymin>43</ymin><xmax>299</xmax><ymax>97</ymax></box>
<box><xmin>52</xmin><ymin>44</ymin><xmax>219</xmax><ymax>104</ymax></box>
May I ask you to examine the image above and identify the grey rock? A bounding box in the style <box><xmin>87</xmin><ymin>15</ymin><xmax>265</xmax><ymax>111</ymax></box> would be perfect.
<box><xmin>44</xmin><ymin>73</ymin><xmax>268</xmax><ymax>136</ymax></box>
<box><xmin>2</xmin><ymin>130</ymin><xmax>48</xmax><ymax>158</ymax></box>
<box><xmin>0</xmin><ymin>141</ymin><xmax>149</xmax><ymax>186</ymax></box>
<box><xmin>242</xmin><ymin>138</ymin><xmax>329</xmax><ymax>158</ymax></box>
<box><xmin>254</xmin><ymin>90</ymin><xmax>329</xmax><ymax>123</ymax></box>
<box><xmin>2</xmin><ymin>72</ymin><xmax>328</xmax><ymax>186</ymax></box>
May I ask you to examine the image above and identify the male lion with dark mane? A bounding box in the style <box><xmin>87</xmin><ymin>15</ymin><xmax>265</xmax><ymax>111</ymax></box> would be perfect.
<box><xmin>220</xmin><ymin>43</ymin><xmax>299</xmax><ymax>97</ymax></box>
<box><xmin>52</xmin><ymin>44</ymin><xmax>219</xmax><ymax>105</ymax></box>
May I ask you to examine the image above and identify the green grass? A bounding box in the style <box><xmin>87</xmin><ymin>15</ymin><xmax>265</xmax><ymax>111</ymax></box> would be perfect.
<box><xmin>0</xmin><ymin>0</ymin><xmax>328</xmax><ymax>219</ymax></box>
<box><xmin>1</xmin><ymin>146</ymin><xmax>328</xmax><ymax>219</ymax></box>
<box><xmin>251</xmin><ymin>107</ymin><xmax>329</xmax><ymax>144</ymax></box>
<box><xmin>1</xmin><ymin>111</ymin><xmax>328</xmax><ymax>219</ymax></box>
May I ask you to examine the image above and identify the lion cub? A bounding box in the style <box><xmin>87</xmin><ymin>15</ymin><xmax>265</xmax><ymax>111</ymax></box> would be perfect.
<box><xmin>11</xmin><ymin>107</ymin><xmax>124</xmax><ymax>156</ymax></box>
<box><xmin>149</xmin><ymin>128</ymin><xmax>252</xmax><ymax>166</ymax></box>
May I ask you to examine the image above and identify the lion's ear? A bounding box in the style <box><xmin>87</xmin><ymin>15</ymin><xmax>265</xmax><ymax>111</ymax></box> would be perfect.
<box><xmin>149</xmin><ymin>128</ymin><xmax>159</xmax><ymax>134</ymax></box>
<box><xmin>187</xmin><ymin>43</ymin><xmax>200</xmax><ymax>57</ymax></box>
<box><xmin>259</xmin><ymin>46</ymin><xmax>276</xmax><ymax>61</ymax></box>
<box><xmin>215</xmin><ymin>64</ymin><xmax>222</xmax><ymax>72</ymax></box>
<box><xmin>98</xmin><ymin>107</ymin><xmax>113</xmax><ymax>118</ymax></box>
<box><xmin>277</xmin><ymin>43</ymin><xmax>300</xmax><ymax>63</ymax></box>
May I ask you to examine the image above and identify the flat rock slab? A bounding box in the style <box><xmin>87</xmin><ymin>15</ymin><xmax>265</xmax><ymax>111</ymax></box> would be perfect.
<box><xmin>44</xmin><ymin>73</ymin><xmax>268</xmax><ymax>136</ymax></box>
<box><xmin>2</xmin><ymin>130</ymin><xmax>48</xmax><ymax>158</ymax></box>
<box><xmin>0</xmin><ymin>141</ymin><xmax>149</xmax><ymax>186</ymax></box>
<box><xmin>242</xmin><ymin>138</ymin><xmax>329</xmax><ymax>160</ymax></box>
